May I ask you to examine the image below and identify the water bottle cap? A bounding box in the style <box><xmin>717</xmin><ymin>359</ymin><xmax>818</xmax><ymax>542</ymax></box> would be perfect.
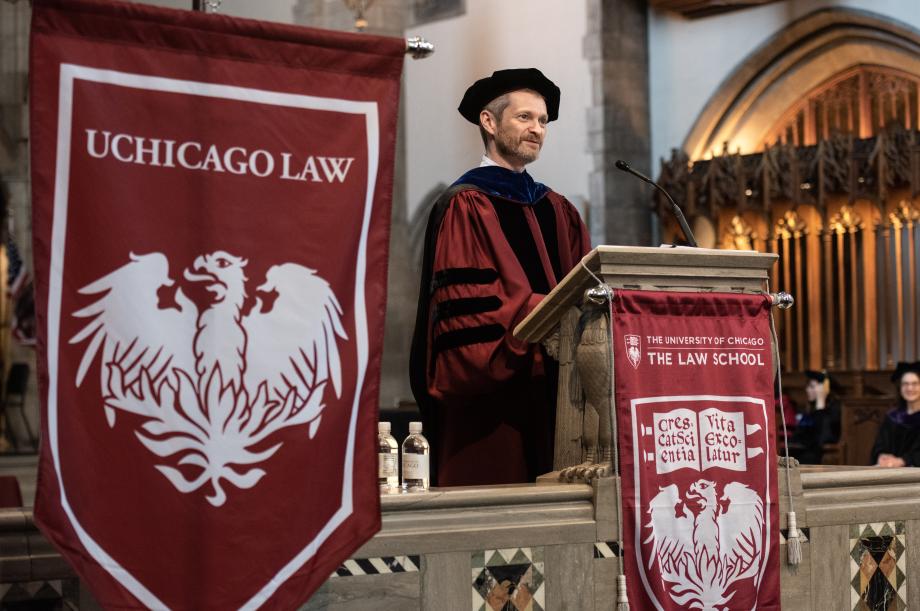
<box><xmin>378</xmin><ymin>421</ymin><xmax>391</xmax><ymax>433</ymax></box>
<box><xmin>409</xmin><ymin>421</ymin><xmax>423</xmax><ymax>434</ymax></box>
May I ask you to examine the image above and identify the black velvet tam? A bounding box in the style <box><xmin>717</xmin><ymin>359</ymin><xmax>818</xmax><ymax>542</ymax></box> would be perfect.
<box><xmin>458</xmin><ymin>68</ymin><xmax>560</xmax><ymax>124</ymax></box>
<box><xmin>892</xmin><ymin>361</ymin><xmax>920</xmax><ymax>383</ymax></box>
<box><xmin>804</xmin><ymin>370</ymin><xmax>828</xmax><ymax>383</ymax></box>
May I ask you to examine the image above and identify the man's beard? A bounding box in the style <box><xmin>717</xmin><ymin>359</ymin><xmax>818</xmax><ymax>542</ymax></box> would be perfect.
<box><xmin>495</xmin><ymin>124</ymin><xmax>542</xmax><ymax>165</ymax></box>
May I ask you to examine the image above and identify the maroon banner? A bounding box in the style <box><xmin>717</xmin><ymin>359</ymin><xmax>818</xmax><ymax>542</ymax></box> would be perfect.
<box><xmin>30</xmin><ymin>1</ymin><xmax>403</xmax><ymax>608</ymax></box>
<box><xmin>612</xmin><ymin>290</ymin><xmax>780</xmax><ymax>610</ymax></box>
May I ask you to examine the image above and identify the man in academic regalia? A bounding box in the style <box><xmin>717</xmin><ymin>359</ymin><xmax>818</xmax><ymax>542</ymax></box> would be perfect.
<box><xmin>409</xmin><ymin>68</ymin><xmax>591</xmax><ymax>487</ymax></box>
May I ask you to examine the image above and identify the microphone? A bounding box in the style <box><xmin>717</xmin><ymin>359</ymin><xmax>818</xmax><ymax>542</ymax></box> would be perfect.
<box><xmin>615</xmin><ymin>159</ymin><xmax>698</xmax><ymax>247</ymax></box>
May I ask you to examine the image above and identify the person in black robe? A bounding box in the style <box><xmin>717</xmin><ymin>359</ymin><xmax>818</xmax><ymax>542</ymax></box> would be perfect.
<box><xmin>410</xmin><ymin>69</ymin><xmax>590</xmax><ymax>487</ymax></box>
<box><xmin>789</xmin><ymin>370</ymin><xmax>841</xmax><ymax>464</ymax></box>
<box><xmin>871</xmin><ymin>361</ymin><xmax>920</xmax><ymax>467</ymax></box>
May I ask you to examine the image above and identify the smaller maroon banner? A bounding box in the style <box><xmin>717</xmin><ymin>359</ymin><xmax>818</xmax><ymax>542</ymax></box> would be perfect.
<box><xmin>612</xmin><ymin>290</ymin><xmax>780</xmax><ymax>611</ymax></box>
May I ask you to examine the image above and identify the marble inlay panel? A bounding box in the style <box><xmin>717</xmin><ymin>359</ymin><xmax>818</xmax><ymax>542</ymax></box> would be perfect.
<box><xmin>593</xmin><ymin>541</ymin><xmax>622</xmax><ymax>558</ymax></box>
<box><xmin>780</xmin><ymin>527</ymin><xmax>810</xmax><ymax>544</ymax></box>
<box><xmin>472</xmin><ymin>547</ymin><xmax>544</xmax><ymax>611</ymax></box>
<box><xmin>331</xmin><ymin>554</ymin><xmax>421</xmax><ymax>578</ymax></box>
<box><xmin>0</xmin><ymin>580</ymin><xmax>76</xmax><ymax>609</ymax></box>
<box><xmin>850</xmin><ymin>522</ymin><xmax>907</xmax><ymax>611</ymax></box>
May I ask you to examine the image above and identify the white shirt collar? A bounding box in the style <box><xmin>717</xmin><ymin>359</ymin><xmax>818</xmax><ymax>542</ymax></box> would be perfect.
<box><xmin>480</xmin><ymin>154</ymin><xmax>524</xmax><ymax>173</ymax></box>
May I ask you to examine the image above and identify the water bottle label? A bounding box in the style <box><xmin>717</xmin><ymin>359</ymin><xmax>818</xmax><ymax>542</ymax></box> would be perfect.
<box><xmin>402</xmin><ymin>454</ymin><xmax>429</xmax><ymax>480</ymax></box>
<box><xmin>378</xmin><ymin>453</ymin><xmax>397</xmax><ymax>478</ymax></box>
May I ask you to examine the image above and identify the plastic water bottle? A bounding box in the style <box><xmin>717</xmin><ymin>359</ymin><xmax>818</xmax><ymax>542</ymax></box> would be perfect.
<box><xmin>377</xmin><ymin>422</ymin><xmax>398</xmax><ymax>493</ymax></box>
<box><xmin>401</xmin><ymin>421</ymin><xmax>430</xmax><ymax>492</ymax></box>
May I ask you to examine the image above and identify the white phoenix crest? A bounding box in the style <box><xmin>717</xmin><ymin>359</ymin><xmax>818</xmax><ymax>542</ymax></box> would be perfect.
<box><xmin>645</xmin><ymin>479</ymin><xmax>765</xmax><ymax>610</ymax></box>
<box><xmin>70</xmin><ymin>251</ymin><xmax>347</xmax><ymax>507</ymax></box>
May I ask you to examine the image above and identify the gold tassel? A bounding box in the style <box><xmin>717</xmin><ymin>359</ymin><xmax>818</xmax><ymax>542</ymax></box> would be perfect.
<box><xmin>786</xmin><ymin>510</ymin><xmax>802</xmax><ymax>565</ymax></box>
<box><xmin>616</xmin><ymin>573</ymin><xmax>629</xmax><ymax>610</ymax></box>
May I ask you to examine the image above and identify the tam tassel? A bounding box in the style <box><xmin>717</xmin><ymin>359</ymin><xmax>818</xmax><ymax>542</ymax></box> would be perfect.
<box><xmin>617</xmin><ymin>574</ymin><xmax>629</xmax><ymax>610</ymax></box>
<box><xmin>786</xmin><ymin>510</ymin><xmax>802</xmax><ymax>565</ymax></box>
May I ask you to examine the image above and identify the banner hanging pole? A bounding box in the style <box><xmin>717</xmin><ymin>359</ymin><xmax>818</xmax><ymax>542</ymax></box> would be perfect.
<box><xmin>770</xmin><ymin>291</ymin><xmax>795</xmax><ymax>309</ymax></box>
<box><xmin>405</xmin><ymin>36</ymin><xmax>435</xmax><ymax>59</ymax></box>
<box><xmin>192</xmin><ymin>0</ymin><xmax>221</xmax><ymax>13</ymax></box>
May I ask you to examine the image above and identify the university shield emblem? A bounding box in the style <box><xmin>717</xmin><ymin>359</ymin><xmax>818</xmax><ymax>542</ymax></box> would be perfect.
<box><xmin>625</xmin><ymin>334</ymin><xmax>642</xmax><ymax>369</ymax></box>
<box><xmin>630</xmin><ymin>395</ymin><xmax>772</xmax><ymax>609</ymax></box>
<box><xmin>30</xmin><ymin>2</ymin><xmax>404</xmax><ymax>608</ymax></box>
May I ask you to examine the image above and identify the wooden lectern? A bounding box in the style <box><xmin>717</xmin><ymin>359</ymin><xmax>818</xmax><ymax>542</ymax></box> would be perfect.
<box><xmin>513</xmin><ymin>245</ymin><xmax>778</xmax><ymax>479</ymax></box>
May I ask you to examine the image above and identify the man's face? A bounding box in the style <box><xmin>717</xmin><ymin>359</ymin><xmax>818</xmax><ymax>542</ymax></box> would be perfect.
<box><xmin>489</xmin><ymin>90</ymin><xmax>548</xmax><ymax>166</ymax></box>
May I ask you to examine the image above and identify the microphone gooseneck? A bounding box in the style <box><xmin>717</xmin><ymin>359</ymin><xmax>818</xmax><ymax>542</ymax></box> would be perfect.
<box><xmin>616</xmin><ymin>159</ymin><xmax>698</xmax><ymax>248</ymax></box>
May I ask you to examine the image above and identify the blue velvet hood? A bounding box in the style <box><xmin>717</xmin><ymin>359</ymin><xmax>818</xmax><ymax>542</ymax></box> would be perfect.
<box><xmin>451</xmin><ymin>166</ymin><xmax>549</xmax><ymax>205</ymax></box>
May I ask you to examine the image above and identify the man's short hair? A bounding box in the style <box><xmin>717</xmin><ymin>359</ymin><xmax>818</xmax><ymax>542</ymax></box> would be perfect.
<box><xmin>478</xmin><ymin>94</ymin><xmax>511</xmax><ymax>148</ymax></box>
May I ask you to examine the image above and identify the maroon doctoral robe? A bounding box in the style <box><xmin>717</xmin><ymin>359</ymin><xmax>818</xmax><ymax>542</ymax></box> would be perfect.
<box><xmin>410</xmin><ymin>168</ymin><xmax>590</xmax><ymax>486</ymax></box>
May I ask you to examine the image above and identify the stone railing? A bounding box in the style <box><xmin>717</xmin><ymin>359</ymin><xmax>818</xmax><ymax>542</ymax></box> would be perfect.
<box><xmin>5</xmin><ymin>465</ymin><xmax>920</xmax><ymax>609</ymax></box>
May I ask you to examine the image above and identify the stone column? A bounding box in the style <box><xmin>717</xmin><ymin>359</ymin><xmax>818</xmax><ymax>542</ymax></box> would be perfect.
<box><xmin>585</xmin><ymin>0</ymin><xmax>653</xmax><ymax>246</ymax></box>
<box><xmin>294</xmin><ymin>0</ymin><xmax>413</xmax><ymax>407</ymax></box>
<box><xmin>0</xmin><ymin>1</ymin><xmax>32</xmax><ymax>264</ymax></box>
<box><xmin>0</xmin><ymin>0</ymin><xmax>39</xmax><ymax>452</ymax></box>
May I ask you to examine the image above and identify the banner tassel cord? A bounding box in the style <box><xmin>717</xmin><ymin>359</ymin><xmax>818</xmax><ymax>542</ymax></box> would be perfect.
<box><xmin>581</xmin><ymin>261</ymin><xmax>629</xmax><ymax>608</ymax></box>
<box><xmin>764</xmin><ymin>284</ymin><xmax>801</xmax><ymax>566</ymax></box>
<box><xmin>617</xmin><ymin>574</ymin><xmax>629</xmax><ymax>611</ymax></box>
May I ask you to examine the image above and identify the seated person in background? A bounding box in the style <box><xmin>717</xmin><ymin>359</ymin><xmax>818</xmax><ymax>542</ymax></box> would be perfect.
<box><xmin>872</xmin><ymin>362</ymin><xmax>920</xmax><ymax>467</ymax></box>
<box><xmin>790</xmin><ymin>370</ymin><xmax>841</xmax><ymax>464</ymax></box>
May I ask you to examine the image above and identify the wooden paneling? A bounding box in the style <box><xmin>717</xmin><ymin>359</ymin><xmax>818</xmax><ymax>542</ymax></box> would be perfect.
<box><xmin>805</xmin><ymin>226</ymin><xmax>823</xmax><ymax>370</ymax></box>
<box><xmin>862</xmin><ymin>214</ymin><xmax>879</xmax><ymax>370</ymax></box>
<box><xmin>658</xmin><ymin>106</ymin><xmax>920</xmax><ymax>373</ymax></box>
<box><xmin>838</xmin><ymin>399</ymin><xmax>891</xmax><ymax>466</ymax></box>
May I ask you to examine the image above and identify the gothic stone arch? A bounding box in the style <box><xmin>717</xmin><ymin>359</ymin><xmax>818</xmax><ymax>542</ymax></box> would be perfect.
<box><xmin>683</xmin><ymin>7</ymin><xmax>920</xmax><ymax>159</ymax></box>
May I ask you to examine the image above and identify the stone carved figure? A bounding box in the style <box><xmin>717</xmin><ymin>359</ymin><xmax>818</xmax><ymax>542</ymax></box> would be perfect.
<box><xmin>550</xmin><ymin>297</ymin><xmax>613</xmax><ymax>482</ymax></box>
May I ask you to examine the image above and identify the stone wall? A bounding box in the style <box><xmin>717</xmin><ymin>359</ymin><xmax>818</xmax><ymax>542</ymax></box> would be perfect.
<box><xmin>584</xmin><ymin>0</ymin><xmax>653</xmax><ymax>247</ymax></box>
